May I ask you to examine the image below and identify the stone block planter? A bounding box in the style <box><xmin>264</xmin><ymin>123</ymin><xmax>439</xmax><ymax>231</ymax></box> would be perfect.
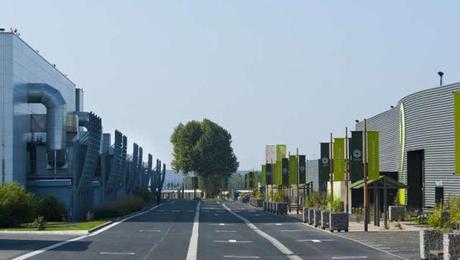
<box><xmin>320</xmin><ymin>210</ymin><xmax>330</xmax><ymax>230</ymax></box>
<box><xmin>419</xmin><ymin>229</ymin><xmax>443</xmax><ymax>259</ymax></box>
<box><xmin>444</xmin><ymin>232</ymin><xmax>460</xmax><ymax>260</ymax></box>
<box><xmin>275</xmin><ymin>202</ymin><xmax>288</xmax><ymax>215</ymax></box>
<box><xmin>313</xmin><ymin>209</ymin><xmax>321</xmax><ymax>227</ymax></box>
<box><xmin>389</xmin><ymin>206</ymin><xmax>405</xmax><ymax>221</ymax></box>
<box><xmin>308</xmin><ymin>208</ymin><xmax>315</xmax><ymax>225</ymax></box>
<box><xmin>329</xmin><ymin>212</ymin><xmax>348</xmax><ymax>232</ymax></box>
<box><xmin>302</xmin><ymin>207</ymin><xmax>308</xmax><ymax>223</ymax></box>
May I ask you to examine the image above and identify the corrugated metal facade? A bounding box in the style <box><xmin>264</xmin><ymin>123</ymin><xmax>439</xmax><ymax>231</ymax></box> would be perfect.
<box><xmin>357</xmin><ymin>83</ymin><xmax>460</xmax><ymax>207</ymax></box>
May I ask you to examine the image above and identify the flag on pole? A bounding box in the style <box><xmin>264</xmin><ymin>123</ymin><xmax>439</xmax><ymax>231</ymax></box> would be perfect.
<box><xmin>349</xmin><ymin>131</ymin><xmax>364</xmax><ymax>182</ymax></box>
<box><xmin>367</xmin><ymin>131</ymin><xmax>380</xmax><ymax>180</ymax></box>
<box><xmin>288</xmin><ymin>155</ymin><xmax>298</xmax><ymax>185</ymax></box>
<box><xmin>298</xmin><ymin>155</ymin><xmax>306</xmax><ymax>184</ymax></box>
<box><xmin>333</xmin><ymin>138</ymin><xmax>345</xmax><ymax>181</ymax></box>
<box><xmin>282</xmin><ymin>158</ymin><xmax>289</xmax><ymax>186</ymax></box>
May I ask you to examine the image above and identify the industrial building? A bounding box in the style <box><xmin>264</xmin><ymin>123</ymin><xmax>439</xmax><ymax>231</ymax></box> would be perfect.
<box><xmin>304</xmin><ymin>81</ymin><xmax>460</xmax><ymax>210</ymax></box>
<box><xmin>0</xmin><ymin>31</ymin><xmax>165</xmax><ymax>221</ymax></box>
<box><xmin>355</xmin><ymin>82</ymin><xmax>460</xmax><ymax>209</ymax></box>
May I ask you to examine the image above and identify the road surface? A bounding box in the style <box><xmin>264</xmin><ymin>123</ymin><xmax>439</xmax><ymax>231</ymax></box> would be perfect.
<box><xmin>10</xmin><ymin>200</ymin><xmax>404</xmax><ymax>259</ymax></box>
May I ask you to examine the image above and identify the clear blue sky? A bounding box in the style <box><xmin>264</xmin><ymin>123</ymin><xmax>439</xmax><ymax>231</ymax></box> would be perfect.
<box><xmin>2</xmin><ymin>1</ymin><xmax>460</xmax><ymax>170</ymax></box>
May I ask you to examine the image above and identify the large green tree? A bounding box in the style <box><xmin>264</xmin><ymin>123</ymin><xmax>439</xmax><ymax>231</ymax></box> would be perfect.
<box><xmin>171</xmin><ymin>119</ymin><xmax>239</xmax><ymax>197</ymax></box>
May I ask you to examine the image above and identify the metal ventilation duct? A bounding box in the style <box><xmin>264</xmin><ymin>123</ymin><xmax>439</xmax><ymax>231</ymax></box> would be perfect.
<box><xmin>27</xmin><ymin>83</ymin><xmax>67</xmax><ymax>150</ymax></box>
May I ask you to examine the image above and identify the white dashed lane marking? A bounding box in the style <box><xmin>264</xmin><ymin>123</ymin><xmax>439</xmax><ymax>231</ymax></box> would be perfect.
<box><xmin>99</xmin><ymin>252</ymin><xmax>136</xmax><ymax>255</ymax></box>
<box><xmin>223</xmin><ymin>255</ymin><xmax>260</xmax><ymax>259</ymax></box>
<box><xmin>331</xmin><ymin>256</ymin><xmax>368</xmax><ymax>259</ymax></box>
<box><xmin>214</xmin><ymin>239</ymin><xmax>253</xmax><ymax>243</ymax></box>
<box><xmin>296</xmin><ymin>239</ymin><xmax>335</xmax><ymax>243</ymax></box>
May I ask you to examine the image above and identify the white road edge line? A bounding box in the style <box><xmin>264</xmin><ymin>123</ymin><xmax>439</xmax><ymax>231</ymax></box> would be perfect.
<box><xmin>12</xmin><ymin>203</ymin><xmax>167</xmax><ymax>260</ymax></box>
<box><xmin>186</xmin><ymin>201</ymin><xmax>201</xmax><ymax>260</ymax></box>
<box><xmin>222</xmin><ymin>203</ymin><xmax>302</xmax><ymax>260</ymax></box>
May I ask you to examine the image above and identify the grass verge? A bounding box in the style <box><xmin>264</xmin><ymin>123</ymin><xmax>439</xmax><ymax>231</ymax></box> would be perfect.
<box><xmin>0</xmin><ymin>220</ymin><xmax>108</xmax><ymax>231</ymax></box>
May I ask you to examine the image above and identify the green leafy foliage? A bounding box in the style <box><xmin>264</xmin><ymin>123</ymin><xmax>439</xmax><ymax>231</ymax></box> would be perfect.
<box><xmin>0</xmin><ymin>183</ymin><xmax>38</xmax><ymax>227</ymax></box>
<box><xmin>37</xmin><ymin>195</ymin><xmax>68</xmax><ymax>222</ymax></box>
<box><xmin>170</xmin><ymin>119</ymin><xmax>239</xmax><ymax>197</ymax></box>
<box><xmin>274</xmin><ymin>189</ymin><xmax>285</xmax><ymax>202</ymax></box>
<box><xmin>33</xmin><ymin>216</ymin><xmax>47</xmax><ymax>230</ymax></box>
<box><xmin>305</xmin><ymin>192</ymin><xmax>328</xmax><ymax>209</ymax></box>
<box><xmin>428</xmin><ymin>203</ymin><xmax>448</xmax><ymax>229</ymax></box>
<box><xmin>93</xmin><ymin>195</ymin><xmax>146</xmax><ymax>219</ymax></box>
<box><xmin>328</xmin><ymin>196</ymin><xmax>343</xmax><ymax>212</ymax></box>
<box><xmin>133</xmin><ymin>187</ymin><xmax>152</xmax><ymax>204</ymax></box>
<box><xmin>449</xmin><ymin>196</ymin><xmax>460</xmax><ymax>230</ymax></box>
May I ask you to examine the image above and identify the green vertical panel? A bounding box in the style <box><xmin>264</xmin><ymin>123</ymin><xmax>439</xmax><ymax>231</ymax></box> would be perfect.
<box><xmin>282</xmin><ymin>158</ymin><xmax>289</xmax><ymax>186</ymax></box>
<box><xmin>288</xmin><ymin>155</ymin><xmax>298</xmax><ymax>184</ymax></box>
<box><xmin>261</xmin><ymin>165</ymin><xmax>267</xmax><ymax>185</ymax></box>
<box><xmin>298</xmin><ymin>155</ymin><xmax>306</xmax><ymax>183</ymax></box>
<box><xmin>266</xmin><ymin>163</ymin><xmax>273</xmax><ymax>185</ymax></box>
<box><xmin>276</xmin><ymin>144</ymin><xmax>286</xmax><ymax>161</ymax></box>
<box><xmin>273</xmin><ymin>160</ymin><xmax>282</xmax><ymax>185</ymax></box>
<box><xmin>319</xmin><ymin>143</ymin><xmax>330</xmax><ymax>192</ymax></box>
<box><xmin>367</xmin><ymin>131</ymin><xmax>380</xmax><ymax>180</ymax></box>
<box><xmin>333</xmin><ymin>138</ymin><xmax>345</xmax><ymax>181</ymax></box>
<box><xmin>349</xmin><ymin>131</ymin><xmax>363</xmax><ymax>182</ymax></box>
<box><xmin>455</xmin><ymin>92</ymin><xmax>460</xmax><ymax>174</ymax></box>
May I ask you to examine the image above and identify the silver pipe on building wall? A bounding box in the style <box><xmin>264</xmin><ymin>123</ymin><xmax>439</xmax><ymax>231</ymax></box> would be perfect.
<box><xmin>27</xmin><ymin>83</ymin><xmax>67</xmax><ymax>150</ymax></box>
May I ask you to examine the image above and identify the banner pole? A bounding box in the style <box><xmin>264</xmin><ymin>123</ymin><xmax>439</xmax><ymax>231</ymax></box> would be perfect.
<box><xmin>345</xmin><ymin>127</ymin><xmax>349</xmax><ymax>213</ymax></box>
<box><xmin>364</xmin><ymin>119</ymin><xmax>369</xmax><ymax>232</ymax></box>
<box><xmin>296</xmin><ymin>148</ymin><xmax>300</xmax><ymax>214</ymax></box>
<box><xmin>330</xmin><ymin>132</ymin><xmax>334</xmax><ymax>200</ymax></box>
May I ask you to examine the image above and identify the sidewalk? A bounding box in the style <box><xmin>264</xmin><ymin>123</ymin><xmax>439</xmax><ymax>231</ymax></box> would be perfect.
<box><xmin>285</xmin><ymin>209</ymin><xmax>421</xmax><ymax>259</ymax></box>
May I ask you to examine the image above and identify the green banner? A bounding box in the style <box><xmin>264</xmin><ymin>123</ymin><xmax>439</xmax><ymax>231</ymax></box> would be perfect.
<box><xmin>282</xmin><ymin>158</ymin><xmax>289</xmax><ymax>186</ymax></box>
<box><xmin>367</xmin><ymin>131</ymin><xmax>380</xmax><ymax>180</ymax></box>
<box><xmin>273</xmin><ymin>160</ymin><xmax>282</xmax><ymax>185</ymax></box>
<box><xmin>266</xmin><ymin>163</ymin><xmax>273</xmax><ymax>185</ymax></box>
<box><xmin>349</xmin><ymin>131</ymin><xmax>363</xmax><ymax>182</ymax></box>
<box><xmin>288</xmin><ymin>155</ymin><xmax>298</xmax><ymax>185</ymax></box>
<box><xmin>261</xmin><ymin>165</ymin><xmax>267</xmax><ymax>185</ymax></box>
<box><xmin>298</xmin><ymin>155</ymin><xmax>306</xmax><ymax>183</ymax></box>
<box><xmin>249</xmin><ymin>171</ymin><xmax>255</xmax><ymax>188</ymax></box>
<box><xmin>319</xmin><ymin>142</ymin><xmax>330</xmax><ymax>192</ymax></box>
<box><xmin>333</xmin><ymin>138</ymin><xmax>345</xmax><ymax>181</ymax></box>
<box><xmin>455</xmin><ymin>92</ymin><xmax>460</xmax><ymax>174</ymax></box>
<box><xmin>276</xmin><ymin>144</ymin><xmax>286</xmax><ymax>161</ymax></box>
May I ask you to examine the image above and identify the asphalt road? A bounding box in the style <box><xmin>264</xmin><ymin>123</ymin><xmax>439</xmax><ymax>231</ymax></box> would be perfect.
<box><xmin>9</xmin><ymin>200</ymin><xmax>405</xmax><ymax>260</ymax></box>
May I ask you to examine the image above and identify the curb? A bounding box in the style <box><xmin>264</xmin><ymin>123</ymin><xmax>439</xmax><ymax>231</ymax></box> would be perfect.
<box><xmin>0</xmin><ymin>230</ymin><xmax>89</xmax><ymax>235</ymax></box>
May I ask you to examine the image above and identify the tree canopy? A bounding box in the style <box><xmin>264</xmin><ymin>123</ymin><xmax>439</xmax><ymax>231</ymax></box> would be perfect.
<box><xmin>170</xmin><ymin>119</ymin><xmax>239</xmax><ymax>197</ymax></box>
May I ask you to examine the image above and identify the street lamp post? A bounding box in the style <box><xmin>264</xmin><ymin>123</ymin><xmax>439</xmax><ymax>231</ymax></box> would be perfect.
<box><xmin>438</xmin><ymin>71</ymin><xmax>444</xmax><ymax>86</ymax></box>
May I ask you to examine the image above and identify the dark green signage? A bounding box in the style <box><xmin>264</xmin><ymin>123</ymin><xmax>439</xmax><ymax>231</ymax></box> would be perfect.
<box><xmin>349</xmin><ymin>131</ymin><xmax>363</xmax><ymax>182</ymax></box>
<box><xmin>266</xmin><ymin>163</ymin><xmax>273</xmax><ymax>185</ymax></box>
<box><xmin>282</xmin><ymin>158</ymin><xmax>289</xmax><ymax>186</ymax></box>
<box><xmin>319</xmin><ymin>142</ymin><xmax>330</xmax><ymax>192</ymax></box>
<box><xmin>299</xmin><ymin>155</ymin><xmax>306</xmax><ymax>184</ymax></box>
